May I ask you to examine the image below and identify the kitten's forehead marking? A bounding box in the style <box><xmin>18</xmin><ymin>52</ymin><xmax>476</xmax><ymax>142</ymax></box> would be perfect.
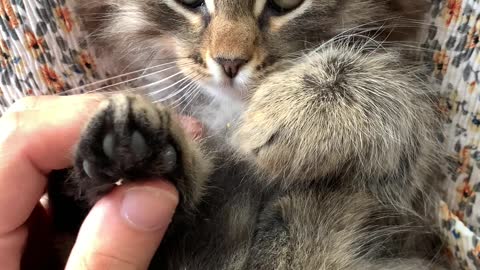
<box><xmin>163</xmin><ymin>0</ymin><xmax>306</xmax><ymax>25</ymax></box>
<box><xmin>214</xmin><ymin>0</ymin><xmax>255</xmax><ymax>16</ymax></box>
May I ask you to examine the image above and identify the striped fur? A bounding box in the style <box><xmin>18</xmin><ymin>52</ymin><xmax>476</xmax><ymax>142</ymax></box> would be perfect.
<box><xmin>47</xmin><ymin>1</ymin><xmax>452</xmax><ymax>269</ymax></box>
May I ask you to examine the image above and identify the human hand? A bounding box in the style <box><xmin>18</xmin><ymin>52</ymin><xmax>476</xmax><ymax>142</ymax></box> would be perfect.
<box><xmin>0</xmin><ymin>95</ymin><xmax>179</xmax><ymax>270</ymax></box>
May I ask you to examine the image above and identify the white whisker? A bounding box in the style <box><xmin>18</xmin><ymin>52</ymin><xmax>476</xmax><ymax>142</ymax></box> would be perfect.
<box><xmin>60</xmin><ymin>61</ymin><xmax>181</xmax><ymax>95</ymax></box>
<box><xmin>152</xmin><ymin>75</ymin><xmax>200</xmax><ymax>104</ymax></box>
<box><xmin>181</xmin><ymin>84</ymin><xmax>204</xmax><ymax>114</ymax></box>
<box><xmin>172</xmin><ymin>81</ymin><xmax>201</xmax><ymax>109</ymax></box>
<box><xmin>146</xmin><ymin>72</ymin><xmax>193</xmax><ymax>96</ymax></box>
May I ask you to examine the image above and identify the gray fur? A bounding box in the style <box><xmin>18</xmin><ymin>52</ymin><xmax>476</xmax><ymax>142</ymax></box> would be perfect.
<box><xmin>47</xmin><ymin>0</ymin><xmax>453</xmax><ymax>269</ymax></box>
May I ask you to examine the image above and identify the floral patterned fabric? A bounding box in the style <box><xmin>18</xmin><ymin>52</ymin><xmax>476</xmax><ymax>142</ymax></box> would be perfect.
<box><xmin>424</xmin><ymin>0</ymin><xmax>480</xmax><ymax>269</ymax></box>
<box><xmin>0</xmin><ymin>0</ymin><xmax>104</xmax><ymax>115</ymax></box>
<box><xmin>0</xmin><ymin>0</ymin><xmax>479</xmax><ymax>269</ymax></box>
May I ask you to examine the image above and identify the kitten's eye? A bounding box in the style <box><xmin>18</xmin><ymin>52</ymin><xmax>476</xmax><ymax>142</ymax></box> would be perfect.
<box><xmin>177</xmin><ymin>0</ymin><xmax>204</xmax><ymax>9</ymax></box>
<box><xmin>268</xmin><ymin>0</ymin><xmax>304</xmax><ymax>13</ymax></box>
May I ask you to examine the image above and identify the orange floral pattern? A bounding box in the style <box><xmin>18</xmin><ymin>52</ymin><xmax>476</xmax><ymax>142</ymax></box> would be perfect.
<box><xmin>0</xmin><ymin>0</ymin><xmax>105</xmax><ymax>115</ymax></box>
<box><xmin>0</xmin><ymin>0</ymin><xmax>479</xmax><ymax>268</ymax></box>
<box><xmin>426</xmin><ymin>0</ymin><xmax>480</xmax><ymax>268</ymax></box>
<box><xmin>445</xmin><ymin>0</ymin><xmax>462</xmax><ymax>26</ymax></box>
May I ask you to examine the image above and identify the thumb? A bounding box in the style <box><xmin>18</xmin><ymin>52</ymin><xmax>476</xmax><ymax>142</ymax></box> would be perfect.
<box><xmin>65</xmin><ymin>180</ymin><xmax>178</xmax><ymax>270</ymax></box>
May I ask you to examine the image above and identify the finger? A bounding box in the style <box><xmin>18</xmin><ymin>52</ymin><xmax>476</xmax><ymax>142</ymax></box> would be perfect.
<box><xmin>66</xmin><ymin>180</ymin><xmax>178</xmax><ymax>270</ymax></box>
<box><xmin>0</xmin><ymin>95</ymin><xmax>101</xmax><ymax>232</ymax></box>
<box><xmin>0</xmin><ymin>95</ymin><xmax>102</xmax><ymax>269</ymax></box>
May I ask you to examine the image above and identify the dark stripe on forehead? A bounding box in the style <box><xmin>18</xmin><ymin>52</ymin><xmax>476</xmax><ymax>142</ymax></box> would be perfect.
<box><xmin>215</xmin><ymin>0</ymin><xmax>255</xmax><ymax>17</ymax></box>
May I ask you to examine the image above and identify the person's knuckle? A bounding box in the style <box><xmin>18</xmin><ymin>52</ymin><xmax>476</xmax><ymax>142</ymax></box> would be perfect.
<box><xmin>10</xmin><ymin>96</ymin><xmax>42</xmax><ymax>111</ymax></box>
<box><xmin>81</xmin><ymin>250</ymin><xmax>140</xmax><ymax>270</ymax></box>
<box><xmin>0</xmin><ymin>111</ymin><xmax>23</xmax><ymax>144</ymax></box>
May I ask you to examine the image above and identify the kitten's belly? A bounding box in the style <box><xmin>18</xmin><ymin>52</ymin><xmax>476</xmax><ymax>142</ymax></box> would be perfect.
<box><xmin>154</xmin><ymin>171</ymin><xmax>266</xmax><ymax>270</ymax></box>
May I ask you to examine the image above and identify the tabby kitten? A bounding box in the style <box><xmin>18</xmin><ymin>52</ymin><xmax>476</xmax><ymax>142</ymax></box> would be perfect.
<box><xmin>48</xmin><ymin>0</ymin><xmax>450</xmax><ymax>269</ymax></box>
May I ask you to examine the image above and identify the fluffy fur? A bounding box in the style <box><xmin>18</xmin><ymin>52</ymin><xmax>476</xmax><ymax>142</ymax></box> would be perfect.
<box><xmin>47</xmin><ymin>0</ymin><xmax>451</xmax><ymax>269</ymax></box>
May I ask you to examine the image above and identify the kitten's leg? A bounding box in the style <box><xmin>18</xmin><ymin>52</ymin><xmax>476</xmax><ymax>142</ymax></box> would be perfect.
<box><xmin>233</xmin><ymin>45</ymin><xmax>441</xmax><ymax>207</ymax></box>
<box><xmin>48</xmin><ymin>93</ymin><xmax>211</xmax><ymax>231</ymax></box>
<box><xmin>246</xmin><ymin>191</ymin><xmax>447</xmax><ymax>270</ymax></box>
<box><xmin>360</xmin><ymin>260</ymin><xmax>448</xmax><ymax>270</ymax></box>
<box><xmin>234</xmin><ymin>45</ymin><xmax>445</xmax><ymax>267</ymax></box>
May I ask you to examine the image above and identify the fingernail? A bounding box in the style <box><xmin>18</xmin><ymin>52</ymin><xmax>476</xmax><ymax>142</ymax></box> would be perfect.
<box><xmin>121</xmin><ymin>186</ymin><xmax>178</xmax><ymax>231</ymax></box>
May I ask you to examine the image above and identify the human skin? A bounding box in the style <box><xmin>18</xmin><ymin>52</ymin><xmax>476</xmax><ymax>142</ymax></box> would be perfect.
<box><xmin>0</xmin><ymin>95</ymin><xmax>182</xmax><ymax>270</ymax></box>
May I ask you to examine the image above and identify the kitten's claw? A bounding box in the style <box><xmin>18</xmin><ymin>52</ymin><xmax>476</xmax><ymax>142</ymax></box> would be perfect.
<box><xmin>82</xmin><ymin>160</ymin><xmax>95</xmax><ymax>179</ymax></box>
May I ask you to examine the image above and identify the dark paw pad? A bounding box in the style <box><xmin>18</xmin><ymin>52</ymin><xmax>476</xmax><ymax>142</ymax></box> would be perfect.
<box><xmin>75</xmin><ymin>95</ymin><xmax>178</xmax><ymax>188</ymax></box>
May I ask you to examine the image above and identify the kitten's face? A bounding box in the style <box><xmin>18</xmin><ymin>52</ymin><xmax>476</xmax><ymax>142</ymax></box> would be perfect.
<box><xmin>78</xmin><ymin>0</ymin><xmax>425</xmax><ymax>100</ymax></box>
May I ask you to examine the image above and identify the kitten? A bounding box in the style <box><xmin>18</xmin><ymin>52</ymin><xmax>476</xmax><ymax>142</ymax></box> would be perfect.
<box><xmin>48</xmin><ymin>0</ymin><xmax>451</xmax><ymax>269</ymax></box>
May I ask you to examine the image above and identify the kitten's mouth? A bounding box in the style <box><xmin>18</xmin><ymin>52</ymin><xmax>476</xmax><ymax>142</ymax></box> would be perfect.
<box><xmin>181</xmin><ymin>54</ymin><xmax>258</xmax><ymax>101</ymax></box>
<box><xmin>204</xmin><ymin>80</ymin><xmax>248</xmax><ymax>100</ymax></box>
<box><xmin>217</xmin><ymin>77</ymin><xmax>235</xmax><ymax>87</ymax></box>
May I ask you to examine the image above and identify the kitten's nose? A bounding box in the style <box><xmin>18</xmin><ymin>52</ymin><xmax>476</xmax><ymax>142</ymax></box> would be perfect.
<box><xmin>214</xmin><ymin>58</ymin><xmax>248</xmax><ymax>78</ymax></box>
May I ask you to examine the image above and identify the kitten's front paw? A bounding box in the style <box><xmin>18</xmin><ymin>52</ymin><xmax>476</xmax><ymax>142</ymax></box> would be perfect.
<box><xmin>74</xmin><ymin>94</ymin><xmax>178</xmax><ymax>201</ymax></box>
<box><xmin>233</xmin><ymin>104</ymin><xmax>296</xmax><ymax>180</ymax></box>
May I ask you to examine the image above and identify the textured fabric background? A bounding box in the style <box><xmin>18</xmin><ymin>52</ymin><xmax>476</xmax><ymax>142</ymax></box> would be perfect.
<box><xmin>0</xmin><ymin>0</ymin><xmax>479</xmax><ymax>269</ymax></box>
<box><xmin>423</xmin><ymin>0</ymin><xmax>480</xmax><ymax>268</ymax></box>
<box><xmin>0</xmin><ymin>0</ymin><xmax>105</xmax><ymax>115</ymax></box>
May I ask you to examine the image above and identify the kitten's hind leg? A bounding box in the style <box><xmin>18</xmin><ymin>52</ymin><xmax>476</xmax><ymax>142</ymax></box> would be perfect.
<box><xmin>359</xmin><ymin>259</ymin><xmax>449</xmax><ymax>270</ymax></box>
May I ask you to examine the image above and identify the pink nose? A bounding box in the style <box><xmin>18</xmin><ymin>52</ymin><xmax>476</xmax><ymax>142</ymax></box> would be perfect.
<box><xmin>214</xmin><ymin>58</ymin><xmax>248</xmax><ymax>78</ymax></box>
